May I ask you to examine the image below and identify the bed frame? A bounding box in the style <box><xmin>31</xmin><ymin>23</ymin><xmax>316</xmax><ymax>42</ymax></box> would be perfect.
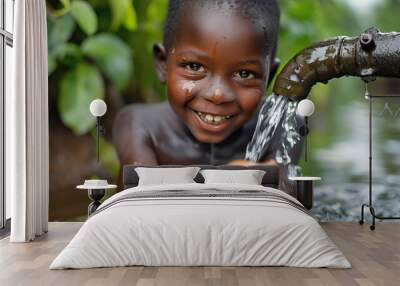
<box><xmin>122</xmin><ymin>165</ymin><xmax>313</xmax><ymax>209</ymax></box>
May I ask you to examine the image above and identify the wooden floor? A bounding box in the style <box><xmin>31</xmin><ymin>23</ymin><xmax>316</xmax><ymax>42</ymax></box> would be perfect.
<box><xmin>0</xmin><ymin>222</ymin><xmax>399</xmax><ymax>286</ymax></box>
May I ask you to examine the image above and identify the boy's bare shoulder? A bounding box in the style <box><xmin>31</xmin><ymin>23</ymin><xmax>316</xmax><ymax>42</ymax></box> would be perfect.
<box><xmin>116</xmin><ymin>102</ymin><xmax>170</xmax><ymax>121</ymax></box>
<box><xmin>114</xmin><ymin>102</ymin><xmax>174</xmax><ymax>129</ymax></box>
<box><xmin>113</xmin><ymin>101</ymin><xmax>184</xmax><ymax>142</ymax></box>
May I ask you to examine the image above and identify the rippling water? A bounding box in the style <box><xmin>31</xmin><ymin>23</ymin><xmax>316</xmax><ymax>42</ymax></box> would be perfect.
<box><xmin>311</xmin><ymin>99</ymin><xmax>400</xmax><ymax>221</ymax></box>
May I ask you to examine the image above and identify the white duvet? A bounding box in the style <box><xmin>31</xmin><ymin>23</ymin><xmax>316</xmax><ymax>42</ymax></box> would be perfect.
<box><xmin>50</xmin><ymin>183</ymin><xmax>351</xmax><ymax>269</ymax></box>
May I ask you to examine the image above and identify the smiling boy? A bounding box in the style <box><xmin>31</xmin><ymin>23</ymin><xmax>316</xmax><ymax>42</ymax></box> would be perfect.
<box><xmin>113</xmin><ymin>0</ymin><xmax>302</xmax><ymax>183</ymax></box>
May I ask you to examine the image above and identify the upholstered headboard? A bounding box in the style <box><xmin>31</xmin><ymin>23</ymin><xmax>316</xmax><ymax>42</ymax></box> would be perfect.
<box><xmin>122</xmin><ymin>165</ymin><xmax>280</xmax><ymax>190</ymax></box>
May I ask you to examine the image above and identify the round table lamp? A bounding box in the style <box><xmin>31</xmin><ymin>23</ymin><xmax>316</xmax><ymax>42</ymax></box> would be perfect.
<box><xmin>297</xmin><ymin>99</ymin><xmax>315</xmax><ymax>117</ymax></box>
<box><xmin>90</xmin><ymin>99</ymin><xmax>107</xmax><ymax>117</ymax></box>
<box><xmin>89</xmin><ymin>99</ymin><xmax>107</xmax><ymax>162</ymax></box>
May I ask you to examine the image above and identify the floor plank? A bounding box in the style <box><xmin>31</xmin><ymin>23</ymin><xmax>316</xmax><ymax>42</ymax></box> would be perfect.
<box><xmin>0</xmin><ymin>222</ymin><xmax>399</xmax><ymax>286</ymax></box>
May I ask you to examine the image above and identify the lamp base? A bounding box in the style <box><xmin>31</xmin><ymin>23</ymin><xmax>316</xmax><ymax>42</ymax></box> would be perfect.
<box><xmin>87</xmin><ymin>189</ymin><xmax>106</xmax><ymax>216</ymax></box>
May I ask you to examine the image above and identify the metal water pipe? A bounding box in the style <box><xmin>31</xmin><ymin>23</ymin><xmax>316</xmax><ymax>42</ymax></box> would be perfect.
<box><xmin>273</xmin><ymin>27</ymin><xmax>400</xmax><ymax>101</ymax></box>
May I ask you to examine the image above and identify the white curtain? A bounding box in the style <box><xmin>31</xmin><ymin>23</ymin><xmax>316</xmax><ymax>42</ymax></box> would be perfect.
<box><xmin>8</xmin><ymin>0</ymin><xmax>49</xmax><ymax>242</ymax></box>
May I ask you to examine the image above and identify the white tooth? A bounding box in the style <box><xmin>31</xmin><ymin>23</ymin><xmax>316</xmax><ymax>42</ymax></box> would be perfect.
<box><xmin>205</xmin><ymin>114</ymin><xmax>213</xmax><ymax>122</ymax></box>
<box><xmin>214</xmin><ymin>116</ymin><xmax>223</xmax><ymax>123</ymax></box>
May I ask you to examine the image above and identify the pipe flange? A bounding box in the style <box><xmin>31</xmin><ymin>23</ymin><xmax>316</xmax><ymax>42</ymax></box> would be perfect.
<box><xmin>360</xmin><ymin>33</ymin><xmax>376</xmax><ymax>52</ymax></box>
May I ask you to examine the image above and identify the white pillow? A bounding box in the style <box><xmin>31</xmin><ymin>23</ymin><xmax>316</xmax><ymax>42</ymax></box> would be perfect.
<box><xmin>135</xmin><ymin>167</ymin><xmax>200</xmax><ymax>186</ymax></box>
<box><xmin>200</xmin><ymin>169</ymin><xmax>266</xmax><ymax>185</ymax></box>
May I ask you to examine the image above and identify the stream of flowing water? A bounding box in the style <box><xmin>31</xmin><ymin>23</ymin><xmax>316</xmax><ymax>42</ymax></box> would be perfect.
<box><xmin>246</xmin><ymin>93</ymin><xmax>302</xmax><ymax>176</ymax></box>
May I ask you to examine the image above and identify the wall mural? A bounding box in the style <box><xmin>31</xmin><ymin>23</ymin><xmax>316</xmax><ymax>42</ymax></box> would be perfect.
<box><xmin>46</xmin><ymin>0</ymin><xmax>400</xmax><ymax>221</ymax></box>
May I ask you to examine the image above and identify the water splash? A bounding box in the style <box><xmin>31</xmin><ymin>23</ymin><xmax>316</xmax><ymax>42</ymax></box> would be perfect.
<box><xmin>246</xmin><ymin>93</ymin><xmax>303</xmax><ymax>176</ymax></box>
<box><xmin>245</xmin><ymin>94</ymin><xmax>287</xmax><ymax>161</ymax></box>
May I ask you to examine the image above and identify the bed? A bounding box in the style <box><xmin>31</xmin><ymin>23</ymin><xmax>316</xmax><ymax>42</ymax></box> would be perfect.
<box><xmin>50</xmin><ymin>165</ymin><xmax>350</xmax><ymax>269</ymax></box>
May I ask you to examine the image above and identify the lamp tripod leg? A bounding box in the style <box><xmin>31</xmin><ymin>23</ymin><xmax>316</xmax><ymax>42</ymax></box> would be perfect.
<box><xmin>369</xmin><ymin>206</ymin><xmax>376</xmax><ymax>230</ymax></box>
<box><xmin>359</xmin><ymin>204</ymin><xmax>366</xmax><ymax>225</ymax></box>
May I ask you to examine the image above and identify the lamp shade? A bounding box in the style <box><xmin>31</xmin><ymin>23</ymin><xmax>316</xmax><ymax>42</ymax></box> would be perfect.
<box><xmin>297</xmin><ymin>99</ymin><xmax>315</xmax><ymax>117</ymax></box>
<box><xmin>90</xmin><ymin>99</ymin><xmax>107</xmax><ymax>117</ymax></box>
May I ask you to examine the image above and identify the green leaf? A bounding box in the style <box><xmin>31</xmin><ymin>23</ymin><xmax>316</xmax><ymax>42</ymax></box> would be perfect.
<box><xmin>99</xmin><ymin>137</ymin><xmax>120</xmax><ymax>180</ymax></box>
<box><xmin>109</xmin><ymin>0</ymin><xmax>136</xmax><ymax>31</ymax></box>
<box><xmin>48</xmin><ymin>54</ymin><xmax>57</xmax><ymax>75</ymax></box>
<box><xmin>53</xmin><ymin>43</ymin><xmax>82</xmax><ymax>62</ymax></box>
<box><xmin>123</xmin><ymin>3</ymin><xmax>138</xmax><ymax>31</ymax></box>
<box><xmin>60</xmin><ymin>0</ymin><xmax>71</xmax><ymax>9</ymax></box>
<box><xmin>70</xmin><ymin>0</ymin><xmax>98</xmax><ymax>35</ymax></box>
<box><xmin>49</xmin><ymin>43</ymin><xmax>82</xmax><ymax>73</ymax></box>
<box><xmin>81</xmin><ymin>33</ymin><xmax>133</xmax><ymax>91</ymax></box>
<box><xmin>145</xmin><ymin>0</ymin><xmax>168</xmax><ymax>42</ymax></box>
<box><xmin>47</xmin><ymin>14</ymin><xmax>76</xmax><ymax>49</ymax></box>
<box><xmin>50</xmin><ymin>0</ymin><xmax>71</xmax><ymax>17</ymax></box>
<box><xmin>59</xmin><ymin>62</ymin><xmax>105</xmax><ymax>135</ymax></box>
<box><xmin>147</xmin><ymin>0</ymin><xmax>168</xmax><ymax>24</ymax></box>
<box><xmin>285</xmin><ymin>0</ymin><xmax>315</xmax><ymax>22</ymax></box>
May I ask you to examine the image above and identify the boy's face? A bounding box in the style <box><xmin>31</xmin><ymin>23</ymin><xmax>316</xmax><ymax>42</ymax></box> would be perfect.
<box><xmin>156</xmin><ymin>4</ymin><xmax>271</xmax><ymax>143</ymax></box>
